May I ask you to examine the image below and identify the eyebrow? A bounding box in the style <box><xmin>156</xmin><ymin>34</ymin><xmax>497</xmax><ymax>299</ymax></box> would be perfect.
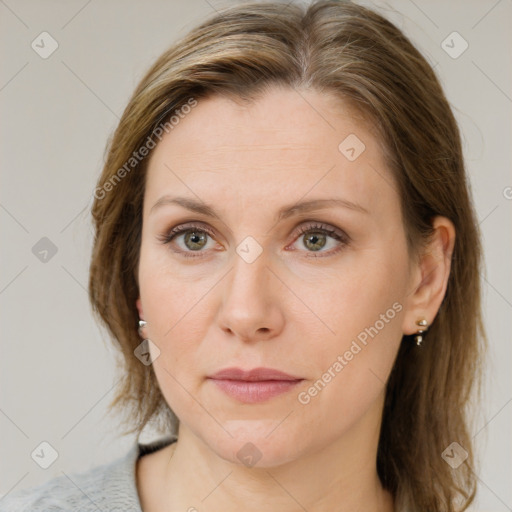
<box><xmin>150</xmin><ymin>195</ymin><xmax>369</xmax><ymax>221</ymax></box>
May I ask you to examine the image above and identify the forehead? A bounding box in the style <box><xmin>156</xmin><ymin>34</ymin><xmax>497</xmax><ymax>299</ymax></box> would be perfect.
<box><xmin>144</xmin><ymin>86</ymin><xmax>397</xmax><ymax>218</ymax></box>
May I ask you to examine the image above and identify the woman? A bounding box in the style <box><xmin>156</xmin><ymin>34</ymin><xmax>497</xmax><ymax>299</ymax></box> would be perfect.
<box><xmin>1</xmin><ymin>1</ymin><xmax>486</xmax><ymax>511</ymax></box>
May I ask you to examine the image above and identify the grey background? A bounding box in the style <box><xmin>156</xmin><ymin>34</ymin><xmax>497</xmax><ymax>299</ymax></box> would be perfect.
<box><xmin>1</xmin><ymin>0</ymin><xmax>510</xmax><ymax>510</ymax></box>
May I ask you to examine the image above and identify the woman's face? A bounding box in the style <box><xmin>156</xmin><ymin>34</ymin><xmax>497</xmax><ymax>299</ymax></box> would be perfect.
<box><xmin>137</xmin><ymin>86</ymin><xmax>415</xmax><ymax>467</ymax></box>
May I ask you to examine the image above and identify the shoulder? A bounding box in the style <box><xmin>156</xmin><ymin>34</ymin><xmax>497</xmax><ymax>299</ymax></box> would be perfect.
<box><xmin>0</xmin><ymin>440</ymin><xmax>146</xmax><ymax>512</ymax></box>
<box><xmin>0</xmin><ymin>469</ymin><xmax>112</xmax><ymax>512</ymax></box>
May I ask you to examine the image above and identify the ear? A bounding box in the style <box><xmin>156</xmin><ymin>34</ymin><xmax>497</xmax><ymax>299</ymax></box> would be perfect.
<box><xmin>136</xmin><ymin>297</ymin><xmax>148</xmax><ymax>339</ymax></box>
<box><xmin>136</xmin><ymin>297</ymin><xmax>144</xmax><ymax>320</ymax></box>
<box><xmin>401</xmin><ymin>216</ymin><xmax>456</xmax><ymax>335</ymax></box>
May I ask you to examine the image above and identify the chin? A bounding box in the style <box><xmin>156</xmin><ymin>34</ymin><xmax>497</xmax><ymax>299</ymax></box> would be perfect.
<box><xmin>202</xmin><ymin>419</ymin><xmax>308</xmax><ymax>468</ymax></box>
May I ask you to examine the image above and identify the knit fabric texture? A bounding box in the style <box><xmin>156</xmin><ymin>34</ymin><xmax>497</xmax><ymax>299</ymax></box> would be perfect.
<box><xmin>0</xmin><ymin>435</ymin><xmax>177</xmax><ymax>512</ymax></box>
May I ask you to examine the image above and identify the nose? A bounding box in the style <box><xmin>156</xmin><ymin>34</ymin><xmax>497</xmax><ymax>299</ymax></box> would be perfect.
<box><xmin>217</xmin><ymin>247</ymin><xmax>285</xmax><ymax>343</ymax></box>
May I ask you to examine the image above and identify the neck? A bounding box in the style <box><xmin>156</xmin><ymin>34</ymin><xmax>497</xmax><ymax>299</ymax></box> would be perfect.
<box><xmin>143</xmin><ymin>406</ymin><xmax>394</xmax><ymax>512</ymax></box>
<box><xmin>167</xmin><ymin>433</ymin><xmax>392</xmax><ymax>512</ymax></box>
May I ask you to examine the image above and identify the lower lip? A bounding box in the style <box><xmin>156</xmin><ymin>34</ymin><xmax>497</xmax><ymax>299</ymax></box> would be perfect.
<box><xmin>209</xmin><ymin>378</ymin><xmax>303</xmax><ymax>403</ymax></box>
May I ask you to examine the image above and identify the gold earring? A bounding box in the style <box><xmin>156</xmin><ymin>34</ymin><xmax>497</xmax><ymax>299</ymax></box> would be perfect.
<box><xmin>414</xmin><ymin>318</ymin><xmax>428</xmax><ymax>346</ymax></box>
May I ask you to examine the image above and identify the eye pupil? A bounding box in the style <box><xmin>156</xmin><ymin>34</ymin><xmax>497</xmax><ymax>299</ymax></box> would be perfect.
<box><xmin>184</xmin><ymin>231</ymin><xmax>207</xmax><ymax>250</ymax></box>
<box><xmin>303</xmin><ymin>232</ymin><xmax>327</xmax><ymax>252</ymax></box>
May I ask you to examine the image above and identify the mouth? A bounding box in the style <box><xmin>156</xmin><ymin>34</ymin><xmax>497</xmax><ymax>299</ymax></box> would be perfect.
<box><xmin>207</xmin><ymin>367</ymin><xmax>304</xmax><ymax>403</ymax></box>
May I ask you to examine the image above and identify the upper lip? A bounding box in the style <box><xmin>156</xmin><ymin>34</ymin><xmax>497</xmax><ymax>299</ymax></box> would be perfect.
<box><xmin>208</xmin><ymin>367</ymin><xmax>302</xmax><ymax>381</ymax></box>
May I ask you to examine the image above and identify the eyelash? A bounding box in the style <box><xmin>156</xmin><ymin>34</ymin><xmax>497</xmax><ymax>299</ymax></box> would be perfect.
<box><xmin>157</xmin><ymin>221</ymin><xmax>349</xmax><ymax>259</ymax></box>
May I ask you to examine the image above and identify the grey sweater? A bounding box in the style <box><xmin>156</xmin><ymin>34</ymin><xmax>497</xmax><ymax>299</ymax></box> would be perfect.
<box><xmin>0</xmin><ymin>435</ymin><xmax>177</xmax><ymax>511</ymax></box>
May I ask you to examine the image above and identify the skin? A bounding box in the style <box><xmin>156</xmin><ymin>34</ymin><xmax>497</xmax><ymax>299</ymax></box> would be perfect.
<box><xmin>135</xmin><ymin>85</ymin><xmax>455</xmax><ymax>512</ymax></box>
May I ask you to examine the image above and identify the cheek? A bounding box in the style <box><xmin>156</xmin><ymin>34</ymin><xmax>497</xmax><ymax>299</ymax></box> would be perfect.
<box><xmin>138</xmin><ymin>235</ymin><xmax>217</xmax><ymax>334</ymax></box>
<box><xmin>292</xmin><ymin>242</ymin><xmax>407</xmax><ymax>347</ymax></box>
<box><xmin>291</xmin><ymin>244</ymin><xmax>407</xmax><ymax>401</ymax></box>
<box><xmin>138</xmin><ymin>249</ymin><xmax>222</xmax><ymax>406</ymax></box>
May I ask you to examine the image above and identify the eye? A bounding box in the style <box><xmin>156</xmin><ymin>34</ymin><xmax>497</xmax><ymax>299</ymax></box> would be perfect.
<box><xmin>157</xmin><ymin>222</ymin><xmax>218</xmax><ymax>259</ymax></box>
<box><xmin>287</xmin><ymin>222</ymin><xmax>349</xmax><ymax>257</ymax></box>
<box><xmin>158</xmin><ymin>221</ymin><xmax>349</xmax><ymax>259</ymax></box>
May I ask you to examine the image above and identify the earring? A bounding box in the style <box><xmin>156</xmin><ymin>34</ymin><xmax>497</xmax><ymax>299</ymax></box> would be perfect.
<box><xmin>138</xmin><ymin>319</ymin><xmax>147</xmax><ymax>337</ymax></box>
<box><xmin>414</xmin><ymin>318</ymin><xmax>428</xmax><ymax>346</ymax></box>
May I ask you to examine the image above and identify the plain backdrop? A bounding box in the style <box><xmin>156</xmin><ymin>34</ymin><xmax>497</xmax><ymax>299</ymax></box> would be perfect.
<box><xmin>1</xmin><ymin>0</ymin><xmax>511</xmax><ymax>510</ymax></box>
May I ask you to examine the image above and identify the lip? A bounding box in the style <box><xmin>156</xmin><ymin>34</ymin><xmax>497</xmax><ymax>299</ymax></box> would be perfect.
<box><xmin>208</xmin><ymin>366</ymin><xmax>302</xmax><ymax>381</ymax></box>
<box><xmin>207</xmin><ymin>367</ymin><xmax>304</xmax><ymax>404</ymax></box>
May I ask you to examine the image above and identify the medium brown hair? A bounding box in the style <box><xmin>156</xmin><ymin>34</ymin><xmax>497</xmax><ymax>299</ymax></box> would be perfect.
<box><xmin>88</xmin><ymin>1</ymin><xmax>486</xmax><ymax>510</ymax></box>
